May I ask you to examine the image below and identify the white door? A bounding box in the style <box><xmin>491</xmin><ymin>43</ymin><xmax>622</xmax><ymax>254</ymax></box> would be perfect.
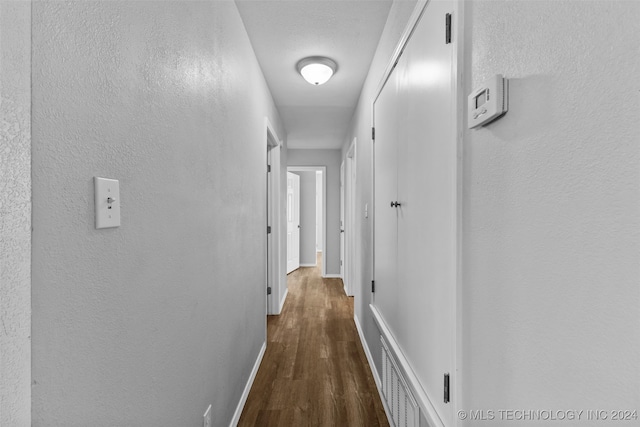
<box><xmin>286</xmin><ymin>172</ymin><xmax>300</xmax><ymax>274</ymax></box>
<box><xmin>267</xmin><ymin>149</ymin><xmax>272</xmax><ymax>311</ymax></box>
<box><xmin>340</xmin><ymin>162</ymin><xmax>345</xmax><ymax>286</ymax></box>
<box><xmin>373</xmin><ymin>1</ymin><xmax>456</xmax><ymax>425</ymax></box>
<box><xmin>344</xmin><ymin>151</ymin><xmax>356</xmax><ymax>297</ymax></box>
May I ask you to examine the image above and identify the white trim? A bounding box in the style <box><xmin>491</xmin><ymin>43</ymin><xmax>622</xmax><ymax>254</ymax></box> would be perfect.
<box><xmin>265</xmin><ymin>118</ymin><xmax>281</xmax><ymax>148</ymax></box>
<box><xmin>265</xmin><ymin>117</ymin><xmax>283</xmax><ymax>316</ymax></box>
<box><xmin>322</xmin><ymin>274</ymin><xmax>341</xmax><ymax>279</ymax></box>
<box><xmin>354</xmin><ymin>314</ymin><xmax>393</xmax><ymax>425</ymax></box>
<box><xmin>346</xmin><ymin>139</ymin><xmax>355</xmax><ymax>159</ymax></box>
<box><xmin>370</xmin><ymin>305</ymin><xmax>444</xmax><ymax>427</ymax></box>
<box><xmin>278</xmin><ymin>288</ymin><xmax>288</xmax><ymax>314</ymax></box>
<box><xmin>344</xmin><ymin>137</ymin><xmax>357</xmax><ymax>297</ymax></box>
<box><xmin>340</xmin><ymin>160</ymin><xmax>345</xmax><ymax>286</ymax></box>
<box><xmin>373</xmin><ymin>0</ymin><xmax>430</xmax><ymax>104</ymax></box>
<box><xmin>229</xmin><ymin>341</ymin><xmax>266</xmax><ymax>427</ymax></box>
<box><xmin>453</xmin><ymin>2</ymin><xmax>466</xmax><ymax>418</ymax></box>
<box><xmin>299</xmin><ymin>263</ymin><xmax>317</xmax><ymax>267</ymax></box>
<box><xmin>287</xmin><ymin>166</ymin><xmax>327</xmax><ymax>278</ymax></box>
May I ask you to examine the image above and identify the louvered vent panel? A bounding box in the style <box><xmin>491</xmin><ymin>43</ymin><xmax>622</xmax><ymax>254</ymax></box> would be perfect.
<box><xmin>381</xmin><ymin>336</ymin><xmax>419</xmax><ymax>427</ymax></box>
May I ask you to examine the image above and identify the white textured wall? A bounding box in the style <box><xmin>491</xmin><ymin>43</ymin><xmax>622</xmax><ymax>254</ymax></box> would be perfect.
<box><xmin>31</xmin><ymin>1</ymin><xmax>284</xmax><ymax>425</ymax></box>
<box><xmin>288</xmin><ymin>149</ymin><xmax>342</xmax><ymax>275</ymax></box>
<box><xmin>294</xmin><ymin>171</ymin><xmax>318</xmax><ymax>266</ymax></box>
<box><xmin>461</xmin><ymin>1</ymin><xmax>639</xmax><ymax>422</ymax></box>
<box><xmin>0</xmin><ymin>1</ymin><xmax>31</xmax><ymax>425</ymax></box>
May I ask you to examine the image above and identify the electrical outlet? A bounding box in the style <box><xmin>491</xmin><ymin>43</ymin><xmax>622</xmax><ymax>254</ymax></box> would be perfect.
<box><xmin>203</xmin><ymin>405</ymin><xmax>212</xmax><ymax>427</ymax></box>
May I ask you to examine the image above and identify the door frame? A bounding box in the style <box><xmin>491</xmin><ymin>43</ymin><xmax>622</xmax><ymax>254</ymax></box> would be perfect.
<box><xmin>340</xmin><ymin>139</ymin><xmax>357</xmax><ymax>297</ymax></box>
<box><xmin>345</xmin><ymin>138</ymin><xmax>357</xmax><ymax>297</ymax></box>
<box><xmin>286</xmin><ymin>171</ymin><xmax>301</xmax><ymax>274</ymax></box>
<box><xmin>287</xmin><ymin>166</ymin><xmax>327</xmax><ymax>278</ymax></box>
<box><xmin>340</xmin><ymin>161</ymin><xmax>345</xmax><ymax>284</ymax></box>
<box><xmin>265</xmin><ymin>118</ymin><xmax>283</xmax><ymax>315</ymax></box>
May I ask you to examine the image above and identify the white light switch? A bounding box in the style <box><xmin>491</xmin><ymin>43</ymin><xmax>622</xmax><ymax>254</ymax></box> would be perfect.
<box><xmin>94</xmin><ymin>177</ymin><xmax>120</xmax><ymax>229</ymax></box>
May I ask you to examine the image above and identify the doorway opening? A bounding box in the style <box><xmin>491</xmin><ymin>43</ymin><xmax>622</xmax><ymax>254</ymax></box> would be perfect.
<box><xmin>265</xmin><ymin>119</ymin><xmax>283</xmax><ymax>315</ymax></box>
<box><xmin>341</xmin><ymin>139</ymin><xmax>357</xmax><ymax>296</ymax></box>
<box><xmin>286</xmin><ymin>166</ymin><xmax>327</xmax><ymax>278</ymax></box>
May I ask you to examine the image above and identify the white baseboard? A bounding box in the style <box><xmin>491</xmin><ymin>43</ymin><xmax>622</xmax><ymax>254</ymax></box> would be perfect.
<box><xmin>278</xmin><ymin>288</ymin><xmax>288</xmax><ymax>313</ymax></box>
<box><xmin>370</xmin><ymin>304</ymin><xmax>444</xmax><ymax>427</ymax></box>
<box><xmin>354</xmin><ymin>314</ymin><xmax>393</xmax><ymax>425</ymax></box>
<box><xmin>299</xmin><ymin>263</ymin><xmax>317</xmax><ymax>267</ymax></box>
<box><xmin>322</xmin><ymin>274</ymin><xmax>342</xmax><ymax>279</ymax></box>
<box><xmin>229</xmin><ymin>341</ymin><xmax>266</xmax><ymax>427</ymax></box>
<box><xmin>344</xmin><ymin>281</ymin><xmax>352</xmax><ymax>297</ymax></box>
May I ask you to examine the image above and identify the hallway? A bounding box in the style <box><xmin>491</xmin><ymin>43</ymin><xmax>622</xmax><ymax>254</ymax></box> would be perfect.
<box><xmin>238</xmin><ymin>255</ymin><xmax>389</xmax><ymax>426</ymax></box>
<box><xmin>4</xmin><ymin>1</ymin><xmax>638</xmax><ymax>425</ymax></box>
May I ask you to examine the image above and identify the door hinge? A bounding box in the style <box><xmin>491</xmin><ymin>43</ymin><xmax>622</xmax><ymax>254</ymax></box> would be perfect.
<box><xmin>267</xmin><ymin>286</ymin><xmax>272</xmax><ymax>295</ymax></box>
<box><xmin>371</xmin><ymin>127</ymin><xmax>375</xmax><ymax>141</ymax></box>
<box><xmin>340</xmin><ymin>260</ymin><xmax>343</xmax><ymax>266</ymax></box>
<box><xmin>444</xmin><ymin>373</ymin><xmax>450</xmax><ymax>403</ymax></box>
<box><xmin>267</xmin><ymin>226</ymin><xmax>271</xmax><ymax>234</ymax></box>
<box><xmin>267</xmin><ymin>165</ymin><xmax>271</xmax><ymax>172</ymax></box>
<box><xmin>371</xmin><ymin>280</ymin><xmax>375</xmax><ymax>293</ymax></box>
<box><xmin>445</xmin><ymin>13</ymin><xmax>452</xmax><ymax>44</ymax></box>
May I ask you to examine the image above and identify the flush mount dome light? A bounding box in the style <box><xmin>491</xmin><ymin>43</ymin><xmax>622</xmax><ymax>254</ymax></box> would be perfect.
<box><xmin>296</xmin><ymin>57</ymin><xmax>337</xmax><ymax>85</ymax></box>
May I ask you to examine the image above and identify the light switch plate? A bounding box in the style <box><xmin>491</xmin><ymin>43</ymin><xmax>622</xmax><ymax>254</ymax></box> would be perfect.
<box><xmin>94</xmin><ymin>177</ymin><xmax>120</xmax><ymax>229</ymax></box>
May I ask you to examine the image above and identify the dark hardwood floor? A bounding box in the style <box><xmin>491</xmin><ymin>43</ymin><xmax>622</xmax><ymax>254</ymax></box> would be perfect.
<box><xmin>238</xmin><ymin>254</ymin><xmax>389</xmax><ymax>427</ymax></box>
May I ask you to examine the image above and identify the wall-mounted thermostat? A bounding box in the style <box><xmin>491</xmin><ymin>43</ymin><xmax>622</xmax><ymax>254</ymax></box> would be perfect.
<box><xmin>468</xmin><ymin>74</ymin><xmax>508</xmax><ymax>129</ymax></box>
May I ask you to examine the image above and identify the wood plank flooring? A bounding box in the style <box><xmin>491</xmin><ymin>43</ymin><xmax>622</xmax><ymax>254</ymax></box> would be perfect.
<box><xmin>238</xmin><ymin>254</ymin><xmax>389</xmax><ymax>427</ymax></box>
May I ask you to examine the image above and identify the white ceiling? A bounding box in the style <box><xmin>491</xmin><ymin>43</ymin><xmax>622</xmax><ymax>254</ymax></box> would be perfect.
<box><xmin>236</xmin><ymin>0</ymin><xmax>393</xmax><ymax>149</ymax></box>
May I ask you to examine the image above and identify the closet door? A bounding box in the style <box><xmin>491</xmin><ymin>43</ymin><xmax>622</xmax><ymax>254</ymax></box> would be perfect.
<box><xmin>396</xmin><ymin>1</ymin><xmax>456</xmax><ymax>424</ymax></box>
<box><xmin>373</xmin><ymin>65</ymin><xmax>400</xmax><ymax>325</ymax></box>
<box><xmin>373</xmin><ymin>1</ymin><xmax>457</xmax><ymax>425</ymax></box>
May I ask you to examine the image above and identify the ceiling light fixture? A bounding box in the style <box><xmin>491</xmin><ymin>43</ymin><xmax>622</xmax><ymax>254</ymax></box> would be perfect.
<box><xmin>296</xmin><ymin>56</ymin><xmax>337</xmax><ymax>86</ymax></box>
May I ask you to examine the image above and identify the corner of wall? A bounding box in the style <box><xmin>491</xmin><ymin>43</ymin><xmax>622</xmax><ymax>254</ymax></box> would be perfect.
<box><xmin>0</xmin><ymin>1</ymin><xmax>32</xmax><ymax>425</ymax></box>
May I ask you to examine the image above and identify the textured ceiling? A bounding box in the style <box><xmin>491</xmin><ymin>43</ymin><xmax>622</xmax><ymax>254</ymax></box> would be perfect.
<box><xmin>236</xmin><ymin>0</ymin><xmax>393</xmax><ymax>149</ymax></box>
